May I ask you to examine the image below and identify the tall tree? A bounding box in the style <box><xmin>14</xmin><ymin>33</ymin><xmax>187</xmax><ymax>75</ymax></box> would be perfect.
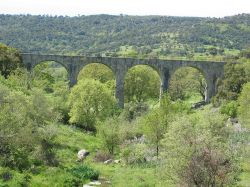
<box><xmin>0</xmin><ymin>43</ymin><xmax>22</xmax><ymax>78</ymax></box>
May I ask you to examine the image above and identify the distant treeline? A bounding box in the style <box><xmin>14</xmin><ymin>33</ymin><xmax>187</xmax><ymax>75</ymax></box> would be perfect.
<box><xmin>0</xmin><ymin>14</ymin><xmax>249</xmax><ymax>56</ymax></box>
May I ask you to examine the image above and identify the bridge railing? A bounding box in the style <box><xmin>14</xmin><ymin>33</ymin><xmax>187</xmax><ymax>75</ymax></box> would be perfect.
<box><xmin>20</xmin><ymin>50</ymin><xmax>231</xmax><ymax>62</ymax></box>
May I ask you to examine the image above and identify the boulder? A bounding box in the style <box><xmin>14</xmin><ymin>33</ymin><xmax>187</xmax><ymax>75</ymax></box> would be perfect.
<box><xmin>89</xmin><ymin>181</ymin><xmax>101</xmax><ymax>185</ymax></box>
<box><xmin>114</xmin><ymin>159</ymin><xmax>121</xmax><ymax>164</ymax></box>
<box><xmin>77</xmin><ymin>149</ymin><xmax>90</xmax><ymax>162</ymax></box>
<box><xmin>104</xmin><ymin>159</ymin><xmax>113</xmax><ymax>164</ymax></box>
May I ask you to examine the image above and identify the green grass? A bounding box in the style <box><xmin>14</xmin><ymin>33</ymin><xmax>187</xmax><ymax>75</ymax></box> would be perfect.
<box><xmin>1</xmin><ymin>107</ymin><xmax>250</xmax><ymax>186</ymax></box>
<box><xmin>238</xmin><ymin>139</ymin><xmax>250</xmax><ymax>187</ymax></box>
<box><xmin>2</xmin><ymin>124</ymin><xmax>157</xmax><ymax>187</ymax></box>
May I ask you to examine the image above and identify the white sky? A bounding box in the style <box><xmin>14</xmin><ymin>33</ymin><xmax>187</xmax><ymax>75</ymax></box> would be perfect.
<box><xmin>0</xmin><ymin>0</ymin><xmax>249</xmax><ymax>17</ymax></box>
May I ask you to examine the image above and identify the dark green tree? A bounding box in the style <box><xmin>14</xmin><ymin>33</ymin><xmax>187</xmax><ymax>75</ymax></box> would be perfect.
<box><xmin>0</xmin><ymin>43</ymin><xmax>22</xmax><ymax>78</ymax></box>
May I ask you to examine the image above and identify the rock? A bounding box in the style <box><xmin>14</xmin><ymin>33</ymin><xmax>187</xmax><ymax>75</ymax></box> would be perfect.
<box><xmin>105</xmin><ymin>181</ymin><xmax>111</xmax><ymax>184</ymax></box>
<box><xmin>191</xmin><ymin>101</ymin><xmax>206</xmax><ymax>109</ymax></box>
<box><xmin>104</xmin><ymin>159</ymin><xmax>113</xmax><ymax>164</ymax></box>
<box><xmin>83</xmin><ymin>185</ymin><xmax>92</xmax><ymax>187</ymax></box>
<box><xmin>89</xmin><ymin>181</ymin><xmax>101</xmax><ymax>185</ymax></box>
<box><xmin>77</xmin><ymin>149</ymin><xmax>90</xmax><ymax>162</ymax></box>
<box><xmin>114</xmin><ymin>159</ymin><xmax>121</xmax><ymax>164</ymax></box>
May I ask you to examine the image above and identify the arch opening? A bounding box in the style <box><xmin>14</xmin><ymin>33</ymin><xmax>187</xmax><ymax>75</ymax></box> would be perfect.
<box><xmin>169</xmin><ymin>67</ymin><xmax>207</xmax><ymax>103</ymax></box>
<box><xmin>77</xmin><ymin>63</ymin><xmax>116</xmax><ymax>95</ymax></box>
<box><xmin>32</xmin><ymin>61</ymin><xmax>69</xmax><ymax>93</ymax></box>
<box><xmin>124</xmin><ymin>65</ymin><xmax>161</xmax><ymax>103</ymax></box>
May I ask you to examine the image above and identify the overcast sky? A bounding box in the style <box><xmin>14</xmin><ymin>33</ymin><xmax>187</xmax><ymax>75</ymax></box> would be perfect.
<box><xmin>0</xmin><ymin>0</ymin><xmax>249</xmax><ymax>17</ymax></box>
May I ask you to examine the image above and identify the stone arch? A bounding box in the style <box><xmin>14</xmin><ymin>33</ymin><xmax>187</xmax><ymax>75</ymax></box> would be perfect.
<box><xmin>126</xmin><ymin>61</ymin><xmax>161</xmax><ymax>78</ymax></box>
<box><xmin>32</xmin><ymin>60</ymin><xmax>69</xmax><ymax>73</ymax></box>
<box><xmin>31</xmin><ymin>60</ymin><xmax>70</xmax><ymax>91</ymax></box>
<box><xmin>124</xmin><ymin>64</ymin><xmax>161</xmax><ymax>103</ymax></box>
<box><xmin>76</xmin><ymin>62</ymin><xmax>116</xmax><ymax>83</ymax></box>
<box><xmin>169</xmin><ymin>65</ymin><xmax>208</xmax><ymax>102</ymax></box>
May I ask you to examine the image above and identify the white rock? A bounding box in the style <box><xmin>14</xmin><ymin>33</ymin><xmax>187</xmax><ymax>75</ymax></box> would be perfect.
<box><xmin>77</xmin><ymin>149</ymin><xmax>90</xmax><ymax>161</ymax></box>
<box><xmin>83</xmin><ymin>185</ymin><xmax>92</xmax><ymax>187</ymax></box>
<box><xmin>104</xmin><ymin>159</ymin><xmax>113</xmax><ymax>164</ymax></box>
<box><xmin>89</xmin><ymin>181</ymin><xmax>101</xmax><ymax>185</ymax></box>
<box><xmin>114</xmin><ymin>159</ymin><xmax>121</xmax><ymax>164</ymax></box>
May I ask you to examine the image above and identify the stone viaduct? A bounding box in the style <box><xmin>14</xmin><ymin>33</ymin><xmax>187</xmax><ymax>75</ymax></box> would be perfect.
<box><xmin>21</xmin><ymin>53</ymin><xmax>226</xmax><ymax>108</ymax></box>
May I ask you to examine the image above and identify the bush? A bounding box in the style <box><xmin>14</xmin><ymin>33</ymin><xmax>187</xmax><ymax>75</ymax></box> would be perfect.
<box><xmin>121</xmin><ymin>144</ymin><xmax>148</xmax><ymax>165</ymax></box>
<box><xmin>238</xmin><ymin>82</ymin><xmax>250</xmax><ymax>129</ymax></box>
<box><xmin>1</xmin><ymin>171</ymin><xmax>12</xmax><ymax>182</ymax></box>
<box><xmin>220</xmin><ymin>101</ymin><xmax>238</xmax><ymax>118</ymax></box>
<box><xmin>122</xmin><ymin>102</ymin><xmax>149</xmax><ymax>122</ymax></box>
<box><xmin>63</xmin><ymin>176</ymin><xmax>81</xmax><ymax>187</ymax></box>
<box><xmin>97</xmin><ymin>117</ymin><xmax>120</xmax><ymax>155</ymax></box>
<box><xmin>69</xmin><ymin>79</ymin><xmax>118</xmax><ymax>131</ymax></box>
<box><xmin>94</xmin><ymin>151</ymin><xmax>112</xmax><ymax>162</ymax></box>
<box><xmin>69</xmin><ymin>165</ymin><xmax>99</xmax><ymax>181</ymax></box>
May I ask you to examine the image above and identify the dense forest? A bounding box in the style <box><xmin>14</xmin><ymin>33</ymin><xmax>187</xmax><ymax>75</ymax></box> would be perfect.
<box><xmin>0</xmin><ymin>14</ymin><xmax>250</xmax><ymax>59</ymax></box>
<box><xmin>0</xmin><ymin>14</ymin><xmax>250</xmax><ymax>186</ymax></box>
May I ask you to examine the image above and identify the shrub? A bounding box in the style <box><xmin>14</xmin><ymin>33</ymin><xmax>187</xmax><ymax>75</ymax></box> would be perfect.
<box><xmin>121</xmin><ymin>144</ymin><xmax>148</xmax><ymax>165</ymax></box>
<box><xmin>63</xmin><ymin>176</ymin><xmax>81</xmax><ymax>187</ymax></box>
<box><xmin>69</xmin><ymin>79</ymin><xmax>118</xmax><ymax>131</ymax></box>
<box><xmin>69</xmin><ymin>165</ymin><xmax>99</xmax><ymax>181</ymax></box>
<box><xmin>94</xmin><ymin>151</ymin><xmax>112</xmax><ymax>162</ymax></box>
<box><xmin>1</xmin><ymin>171</ymin><xmax>12</xmax><ymax>182</ymax></box>
<box><xmin>122</xmin><ymin>102</ymin><xmax>149</xmax><ymax>122</ymax></box>
<box><xmin>97</xmin><ymin>117</ymin><xmax>121</xmax><ymax>155</ymax></box>
<box><xmin>220</xmin><ymin>101</ymin><xmax>238</xmax><ymax>118</ymax></box>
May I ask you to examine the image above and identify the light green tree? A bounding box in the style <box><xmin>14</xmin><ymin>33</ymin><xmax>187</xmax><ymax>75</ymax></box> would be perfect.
<box><xmin>78</xmin><ymin>63</ymin><xmax>114</xmax><ymax>84</ymax></box>
<box><xmin>124</xmin><ymin>66</ymin><xmax>160</xmax><ymax>102</ymax></box>
<box><xmin>169</xmin><ymin>67</ymin><xmax>206</xmax><ymax>101</ymax></box>
<box><xmin>158</xmin><ymin>112</ymin><xmax>241</xmax><ymax>186</ymax></box>
<box><xmin>141</xmin><ymin>94</ymin><xmax>186</xmax><ymax>157</ymax></box>
<box><xmin>238</xmin><ymin>82</ymin><xmax>250</xmax><ymax>129</ymax></box>
<box><xmin>0</xmin><ymin>83</ymin><xmax>59</xmax><ymax>169</ymax></box>
<box><xmin>68</xmin><ymin>79</ymin><xmax>118</xmax><ymax>131</ymax></box>
<box><xmin>97</xmin><ymin>117</ymin><xmax>120</xmax><ymax>155</ymax></box>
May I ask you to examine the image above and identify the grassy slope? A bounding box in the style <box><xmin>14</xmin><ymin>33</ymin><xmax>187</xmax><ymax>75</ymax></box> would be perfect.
<box><xmin>238</xmin><ymin>141</ymin><xmax>250</xmax><ymax>187</ymax></box>
<box><xmin>30</xmin><ymin>124</ymin><xmax>157</xmax><ymax>187</ymax></box>
<box><xmin>1</xmin><ymin>110</ymin><xmax>249</xmax><ymax>186</ymax></box>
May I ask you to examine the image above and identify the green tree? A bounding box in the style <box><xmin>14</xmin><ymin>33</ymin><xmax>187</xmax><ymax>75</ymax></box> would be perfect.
<box><xmin>142</xmin><ymin>108</ymin><xmax>166</xmax><ymax>157</ymax></box>
<box><xmin>68</xmin><ymin>79</ymin><xmax>118</xmax><ymax>131</ymax></box>
<box><xmin>78</xmin><ymin>63</ymin><xmax>114</xmax><ymax>84</ymax></box>
<box><xmin>124</xmin><ymin>66</ymin><xmax>160</xmax><ymax>102</ymax></box>
<box><xmin>97</xmin><ymin>117</ymin><xmax>120</xmax><ymax>155</ymax></box>
<box><xmin>0</xmin><ymin>43</ymin><xmax>22</xmax><ymax>78</ymax></box>
<box><xmin>215</xmin><ymin>62</ymin><xmax>249</xmax><ymax>103</ymax></box>
<box><xmin>0</xmin><ymin>83</ymin><xmax>60</xmax><ymax>170</ymax></box>
<box><xmin>239</xmin><ymin>48</ymin><xmax>250</xmax><ymax>59</ymax></box>
<box><xmin>141</xmin><ymin>94</ymin><xmax>187</xmax><ymax>157</ymax></box>
<box><xmin>159</xmin><ymin>112</ymin><xmax>241</xmax><ymax>186</ymax></box>
<box><xmin>169</xmin><ymin>67</ymin><xmax>206</xmax><ymax>101</ymax></box>
<box><xmin>238</xmin><ymin>82</ymin><xmax>250</xmax><ymax>129</ymax></box>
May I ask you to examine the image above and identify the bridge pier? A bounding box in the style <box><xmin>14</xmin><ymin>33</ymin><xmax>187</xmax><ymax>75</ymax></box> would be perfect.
<box><xmin>115</xmin><ymin>71</ymin><xmax>125</xmax><ymax>108</ymax></box>
<box><xmin>69</xmin><ymin>74</ymin><xmax>77</xmax><ymax>87</ymax></box>
<box><xmin>160</xmin><ymin>68</ymin><xmax>171</xmax><ymax>98</ymax></box>
<box><xmin>205</xmin><ymin>76</ymin><xmax>217</xmax><ymax>103</ymax></box>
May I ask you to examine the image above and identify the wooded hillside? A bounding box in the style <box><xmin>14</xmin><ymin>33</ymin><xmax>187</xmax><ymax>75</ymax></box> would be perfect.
<box><xmin>0</xmin><ymin>14</ymin><xmax>249</xmax><ymax>58</ymax></box>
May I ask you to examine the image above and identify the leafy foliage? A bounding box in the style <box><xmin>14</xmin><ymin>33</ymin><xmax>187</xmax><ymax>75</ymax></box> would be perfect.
<box><xmin>124</xmin><ymin>65</ymin><xmax>160</xmax><ymax>102</ymax></box>
<box><xmin>69</xmin><ymin>165</ymin><xmax>99</xmax><ymax>181</ymax></box>
<box><xmin>68</xmin><ymin>79</ymin><xmax>118</xmax><ymax>131</ymax></box>
<box><xmin>0</xmin><ymin>43</ymin><xmax>22</xmax><ymax>78</ymax></box>
<box><xmin>169</xmin><ymin>67</ymin><xmax>206</xmax><ymax>101</ymax></box>
<box><xmin>159</xmin><ymin>112</ymin><xmax>241</xmax><ymax>186</ymax></box>
<box><xmin>97</xmin><ymin>117</ymin><xmax>121</xmax><ymax>155</ymax></box>
<box><xmin>215</xmin><ymin>62</ymin><xmax>250</xmax><ymax>103</ymax></box>
<box><xmin>238</xmin><ymin>82</ymin><xmax>250</xmax><ymax>129</ymax></box>
<box><xmin>0</xmin><ymin>14</ymin><xmax>249</xmax><ymax>58</ymax></box>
